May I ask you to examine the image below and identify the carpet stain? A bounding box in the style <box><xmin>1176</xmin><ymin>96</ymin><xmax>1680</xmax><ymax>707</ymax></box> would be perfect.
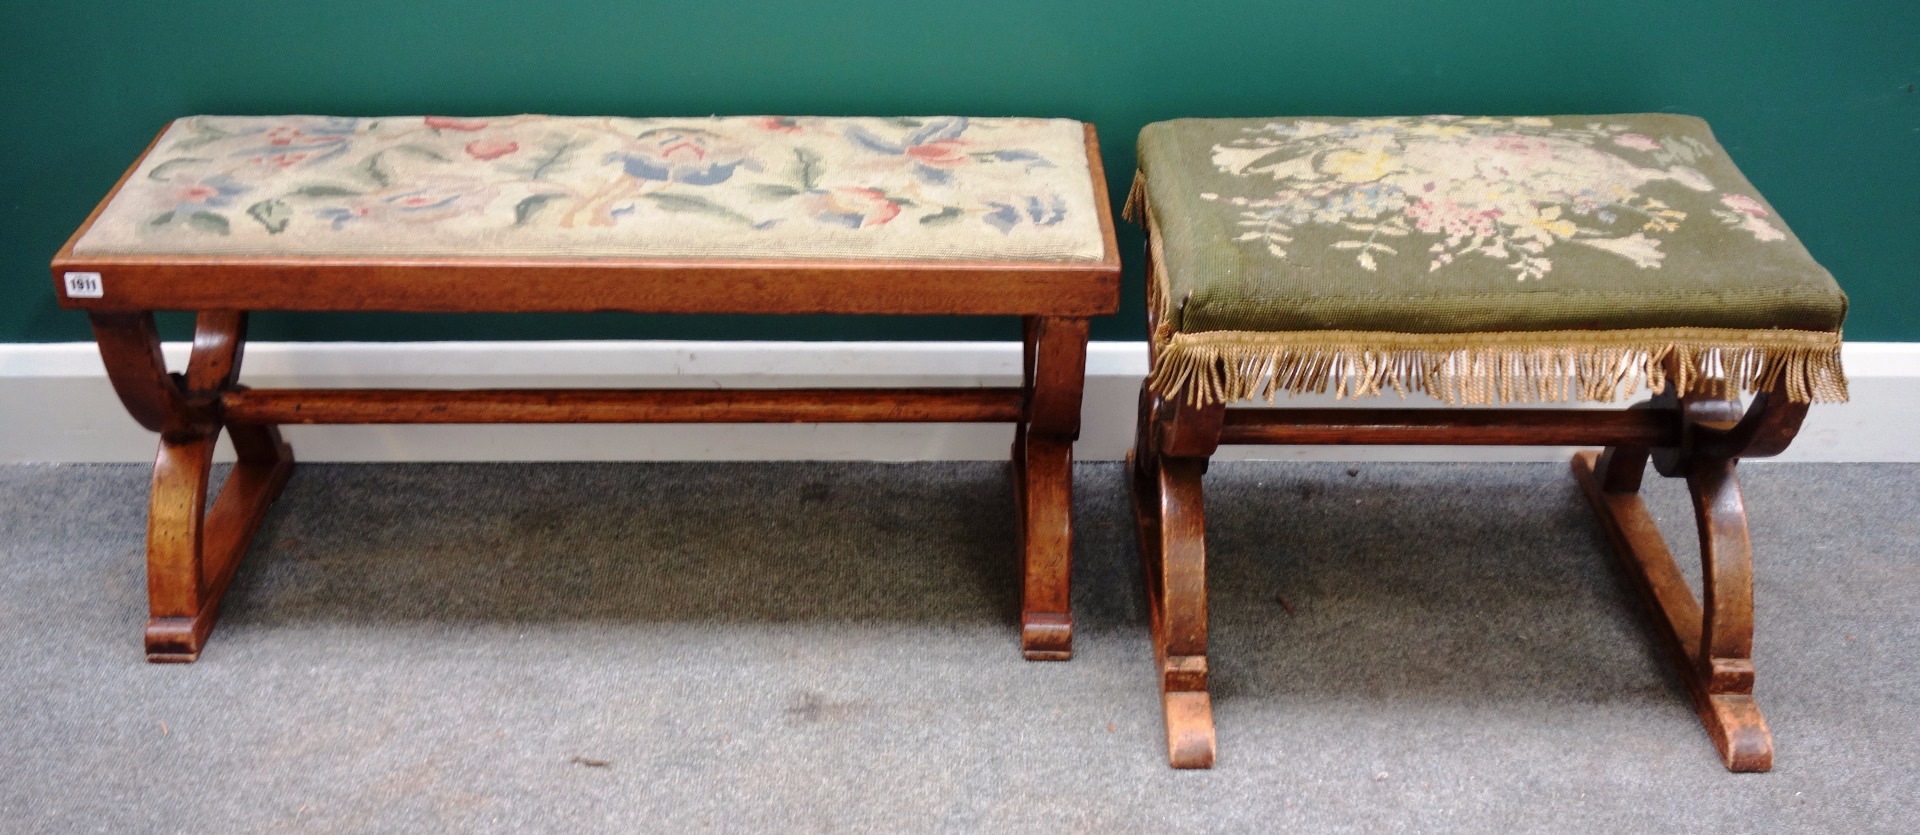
<box><xmin>785</xmin><ymin>690</ymin><xmax>869</xmax><ymax>723</ymax></box>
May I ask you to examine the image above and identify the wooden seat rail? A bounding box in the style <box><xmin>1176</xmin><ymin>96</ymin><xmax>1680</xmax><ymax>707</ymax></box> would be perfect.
<box><xmin>220</xmin><ymin>388</ymin><xmax>1027</xmax><ymax>425</ymax></box>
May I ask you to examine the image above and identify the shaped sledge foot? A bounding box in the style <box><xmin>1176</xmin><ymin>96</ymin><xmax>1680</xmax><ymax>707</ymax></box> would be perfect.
<box><xmin>1131</xmin><ymin>443</ymin><xmax>1219</xmax><ymax>767</ymax></box>
<box><xmin>144</xmin><ymin>424</ymin><xmax>295</xmax><ymax>663</ymax></box>
<box><xmin>1012</xmin><ymin>316</ymin><xmax>1087</xmax><ymax>662</ymax></box>
<box><xmin>1572</xmin><ymin>449</ymin><xmax>1772</xmax><ymax>772</ymax></box>
<box><xmin>1164</xmin><ymin>690</ymin><xmax>1216</xmax><ymax>768</ymax></box>
<box><xmin>1014</xmin><ymin>425</ymin><xmax>1076</xmax><ymax>661</ymax></box>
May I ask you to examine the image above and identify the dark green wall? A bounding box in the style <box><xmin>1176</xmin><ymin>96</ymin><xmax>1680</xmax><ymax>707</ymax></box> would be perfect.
<box><xmin>5</xmin><ymin>2</ymin><xmax>1915</xmax><ymax>343</ymax></box>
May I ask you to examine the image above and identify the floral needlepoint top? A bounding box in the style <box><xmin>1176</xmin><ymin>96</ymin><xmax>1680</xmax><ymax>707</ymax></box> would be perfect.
<box><xmin>74</xmin><ymin>115</ymin><xmax>1106</xmax><ymax>264</ymax></box>
<box><xmin>1129</xmin><ymin>114</ymin><xmax>1848</xmax><ymax>409</ymax></box>
<box><xmin>1200</xmin><ymin>116</ymin><xmax>1791</xmax><ymax>281</ymax></box>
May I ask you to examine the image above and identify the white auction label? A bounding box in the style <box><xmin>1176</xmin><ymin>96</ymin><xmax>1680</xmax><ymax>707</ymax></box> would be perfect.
<box><xmin>63</xmin><ymin>272</ymin><xmax>104</xmax><ymax>299</ymax></box>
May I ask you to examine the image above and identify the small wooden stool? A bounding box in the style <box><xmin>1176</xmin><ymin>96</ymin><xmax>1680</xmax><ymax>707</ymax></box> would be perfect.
<box><xmin>1124</xmin><ymin>115</ymin><xmax>1848</xmax><ymax>769</ymax></box>
<box><xmin>52</xmin><ymin>115</ymin><xmax>1119</xmax><ymax>663</ymax></box>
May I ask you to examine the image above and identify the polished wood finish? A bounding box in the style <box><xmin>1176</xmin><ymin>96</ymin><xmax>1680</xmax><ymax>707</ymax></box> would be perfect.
<box><xmin>1219</xmin><ymin>407</ymin><xmax>1681</xmax><ymax>447</ymax></box>
<box><xmin>1014</xmin><ymin>316</ymin><xmax>1089</xmax><ymax>660</ymax></box>
<box><xmin>1573</xmin><ymin>452</ymin><xmax>1772</xmax><ymax>770</ymax></box>
<box><xmin>61</xmin><ymin>123</ymin><xmax>1119</xmax><ymax>664</ymax></box>
<box><xmin>87</xmin><ymin>311</ymin><xmax>195</xmax><ymax>434</ymax></box>
<box><xmin>185</xmin><ymin>310</ymin><xmax>247</xmax><ymax>395</ymax></box>
<box><xmin>1133</xmin><ymin>371</ymin><xmax>1805</xmax><ymax>770</ymax></box>
<box><xmin>49</xmin><ymin>256</ymin><xmax>1119</xmax><ymax>317</ymax></box>
<box><xmin>1569</xmin><ymin>376</ymin><xmax>1804</xmax><ymax>771</ymax></box>
<box><xmin>93</xmin><ymin>311</ymin><xmax>297</xmax><ymax>662</ymax></box>
<box><xmin>1130</xmin><ymin>384</ymin><xmax>1222</xmax><ymax>767</ymax></box>
<box><xmin>223</xmin><ymin>387</ymin><xmax>1026</xmax><ymax>424</ymax></box>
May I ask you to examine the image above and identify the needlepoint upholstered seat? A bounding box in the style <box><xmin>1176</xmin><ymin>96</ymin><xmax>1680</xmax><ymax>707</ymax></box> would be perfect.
<box><xmin>72</xmin><ymin>115</ymin><xmax>1107</xmax><ymax>264</ymax></box>
<box><xmin>1124</xmin><ymin>114</ymin><xmax>1847</xmax><ymax>770</ymax></box>
<box><xmin>54</xmin><ymin>114</ymin><xmax>1119</xmax><ymax>667</ymax></box>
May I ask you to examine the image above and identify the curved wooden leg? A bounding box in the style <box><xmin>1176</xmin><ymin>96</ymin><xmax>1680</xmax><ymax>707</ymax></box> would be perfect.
<box><xmin>93</xmin><ymin>311</ymin><xmax>295</xmax><ymax>662</ymax></box>
<box><xmin>1578</xmin><ymin>377</ymin><xmax>1804</xmax><ymax>771</ymax></box>
<box><xmin>1153</xmin><ymin>457</ymin><xmax>1215</xmax><ymax>768</ymax></box>
<box><xmin>145</xmin><ymin>431</ymin><xmax>218</xmax><ymax>661</ymax></box>
<box><xmin>145</xmin><ymin>423</ymin><xmax>295</xmax><ymax>662</ymax></box>
<box><xmin>1130</xmin><ymin>385</ymin><xmax>1219</xmax><ymax>768</ymax></box>
<box><xmin>1686</xmin><ymin>458</ymin><xmax>1771</xmax><ymax>771</ymax></box>
<box><xmin>1014</xmin><ymin>316</ymin><xmax>1087</xmax><ymax>661</ymax></box>
<box><xmin>1014</xmin><ymin>423</ymin><xmax>1074</xmax><ymax>660</ymax></box>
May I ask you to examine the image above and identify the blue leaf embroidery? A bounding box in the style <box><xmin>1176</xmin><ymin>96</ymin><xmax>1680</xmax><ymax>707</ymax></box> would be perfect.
<box><xmin>905</xmin><ymin>117</ymin><xmax>969</xmax><ymax>146</ymax></box>
<box><xmin>843</xmin><ymin>126</ymin><xmax>904</xmax><ymax>155</ymax></box>
<box><xmin>984</xmin><ymin>203</ymin><xmax>1020</xmax><ymax>234</ymax></box>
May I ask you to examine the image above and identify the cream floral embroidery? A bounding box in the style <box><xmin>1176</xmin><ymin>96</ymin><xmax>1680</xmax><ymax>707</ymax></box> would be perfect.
<box><xmin>72</xmin><ymin>115</ymin><xmax>1106</xmax><ymax>263</ymax></box>
<box><xmin>1713</xmin><ymin>192</ymin><xmax>1786</xmax><ymax>242</ymax></box>
<box><xmin>1204</xmin><ymin>116</ymin><xmax>1786</xmax><ymax>280</ymax></box>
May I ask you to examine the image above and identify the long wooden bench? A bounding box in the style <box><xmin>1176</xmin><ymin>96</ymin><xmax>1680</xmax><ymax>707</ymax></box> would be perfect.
<box><xmin>52</xmin><ymin>114</ymin><xmax>1119</xmax><ymax>662</ymax></box>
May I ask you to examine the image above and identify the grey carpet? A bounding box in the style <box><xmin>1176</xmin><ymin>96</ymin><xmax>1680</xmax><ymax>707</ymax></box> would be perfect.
<box><xmin>1</xmin><ymin>461</ymin><xmax>1914</xmax><ymax>833</ymax></box>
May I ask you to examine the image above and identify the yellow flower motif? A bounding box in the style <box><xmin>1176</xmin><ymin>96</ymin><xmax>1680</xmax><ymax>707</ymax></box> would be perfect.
<box><xmin>1209</xmin><ymin>116</ymin><xmax>1745</xmax><ymax>280</ymax></box>
<box><xmin>1521</xmin><ymin>205</ymin><xmax>1576</xmax><ymax>240</ymax></box>
<box><xmin>1321</xmin><ymin>150</ymin><xmax>1396</xmax><ymax>182</ymax></box>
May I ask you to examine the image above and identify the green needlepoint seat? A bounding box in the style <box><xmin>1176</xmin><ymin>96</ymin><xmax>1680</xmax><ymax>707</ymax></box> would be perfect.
<box><xmin>1128</xmin><ymin>114</ymin><xmax>1849</xmax><ymax>405</ymax></box>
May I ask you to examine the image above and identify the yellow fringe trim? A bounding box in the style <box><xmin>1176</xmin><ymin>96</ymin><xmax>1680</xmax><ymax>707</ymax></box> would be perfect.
<box><xmin>1149</xmin><ymin>327</ymin><xmax>1849</xmax><ymax>407</ymax></box>
<box><xmin>1122</xmin><ymin>175</ymin><xmax>1146</xmax><ymax>225</ymax></box>
<box><xmin>1129</xmin><ymin>178</ymin><xmax>1849</xmax><ymax>407</ymax></box>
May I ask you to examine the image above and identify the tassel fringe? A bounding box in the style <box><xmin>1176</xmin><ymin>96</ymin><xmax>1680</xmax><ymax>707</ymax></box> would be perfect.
<box><xmin>1147</xmin><ymin>328</ymin><xmax>1850</xmax><ymax>407</ymax></box>
<box><xmin>1122</xmin><ymin>175</ymin><xmax>1146</xmax><ymax>225</ymax></box>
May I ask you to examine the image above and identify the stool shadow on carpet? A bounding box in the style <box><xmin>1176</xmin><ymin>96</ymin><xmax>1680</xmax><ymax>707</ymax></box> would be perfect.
<box><xmin>214</xmin><ymin>462</ymin><xmax>1025</xmax><ymax>632</ymax></box>
<box><xmin>1171</xmin><ymin>462</ymin><xmax>1698</xmax><ymax>714</ymax></box>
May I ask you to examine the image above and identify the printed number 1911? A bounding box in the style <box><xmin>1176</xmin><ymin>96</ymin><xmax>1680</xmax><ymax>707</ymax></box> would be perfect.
<box><xmin>64</xmin><ymin>272</ymin><xmax>104</xmax><ymax>299</ymax></box>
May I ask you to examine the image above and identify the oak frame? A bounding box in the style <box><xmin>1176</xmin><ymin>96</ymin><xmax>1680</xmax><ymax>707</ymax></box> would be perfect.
<box><xmin>1126</xmin><ymin>239</ymin><xmax>1806</xmax><ymax>772</ymax></box>
<box><xmin>55</xmin><ymin>124</ymin><xmax>1121</xmax><ymax>665</ymax></box>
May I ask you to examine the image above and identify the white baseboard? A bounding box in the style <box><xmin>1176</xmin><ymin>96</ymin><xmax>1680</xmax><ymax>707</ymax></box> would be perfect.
<box><xmin>2</xmin><ymin>340</ymin><xmax>1913</xmax><ymax>463</ymax></box>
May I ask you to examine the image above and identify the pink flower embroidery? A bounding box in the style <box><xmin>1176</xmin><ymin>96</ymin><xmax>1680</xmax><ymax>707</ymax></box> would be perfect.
<box><xmin>754</xmin><ymin>117</ymin><xmax>804</xmax><ymax>134</ymax></box>
<box><xmin>1719</xmin><ymin>193</ymin><xmax>1768</xmax><ymax>217</ymax></box>
<box><xmin>251</xmin><ymin>152</ymin><xmax>310</xmax><ymax>168</ymax></box>
<box><xmin>465</xmin><ymin>138</ymin><xmax>520</xmax><ymax>160</ymax></box>
<box><xmin>232</xmin><ymin>119</ymin><xmax>353</xmax><ymax>170</ymax></box>
<box><xmin>905</xmin><ymin>139</ymin><xmax>970</xmax><ymax>167</ymax></box>
<box><xmin>1612</xmin><ymin>134</ymin><xmax>1662</xmax><ymax>152</ymax></box>
<box><xmin>425</xmin><ymin>116</ymin><xmax>488</xmax><ymax>132</ymax></box>
<box><xmin>802</xmin><ymin>187</ymin><xmax>901</xmax><ymax>229</ymax></box>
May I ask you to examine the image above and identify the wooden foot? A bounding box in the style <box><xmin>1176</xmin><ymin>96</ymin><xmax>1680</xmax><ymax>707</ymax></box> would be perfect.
<box><xmin>1163</xmin><ymin>690</ymin><xmax>1217</xmax><ymax>769</ymax></box>
<box><xmin>1131</xmin><ymin>384</ymin><xmax>1221</xmax><ymax>767</ymax></box>
<box><xmin>1572</xmin><ymin>450</ymin><xmax>1772</xmax><ymax>771</ymax></box>
<box><xmin>1014</xmin><ymin>420</ymin><xmax>1075</xmax><ymax>660</ymax></box>
<box><xmin>1013</xmin><ymin>316</ymin><xmax>1088</xmax><ymax>661</ymax></box>
<box><xmin>144</xmin><ymin>423</ymin><xmax>295</xmax><ymax>663</ymax></box>
<box><xmin>92</xmin><ymin>310</ymin><xmax>296</xmax><ymax>662</ymax></box>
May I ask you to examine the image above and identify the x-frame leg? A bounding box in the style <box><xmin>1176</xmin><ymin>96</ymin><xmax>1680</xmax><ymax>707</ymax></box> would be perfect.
<box><xmin>1129</xmin><ymin>383</ymin><xmax>1224</xmax><ymax>767</ymax></box>
<box><xmin>92</xmin><ymin>309</ymin><xmax>1094</xmax><ymax>663</ymax></box>
<box><xmin>1572</xmin><ymin>379</ymin><xmax>1807</xmax><ymax>771</ymax></box>
<box><xmin>1014</xmin><ymin>315</ymin><xmax>1089</xmax><ymax>660</ymax></box>
<box><xmin>1130</xmin><ymin>368</ymin><xmax>1806</xmax><ymax>770</ymax></box>
<box><xmin>91</xmin><ymin>310</ymin><xmax>295</xmax><ymax>662</ymax></box>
